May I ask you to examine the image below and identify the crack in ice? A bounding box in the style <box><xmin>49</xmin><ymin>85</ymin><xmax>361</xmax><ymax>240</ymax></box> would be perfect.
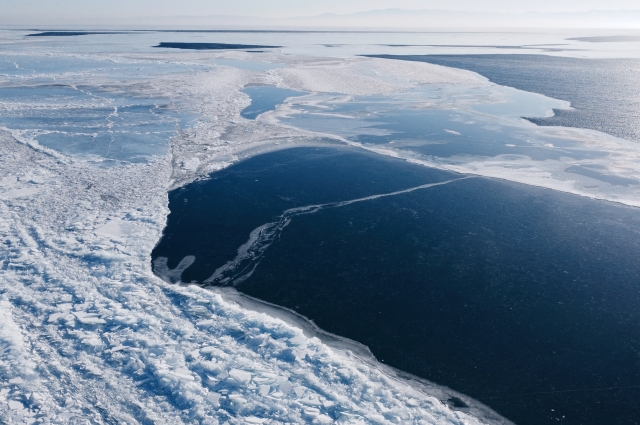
<box><xmin>203</xmin><ymin>176</ymin><xmax>473</xmax><ymax>286</ymax></box>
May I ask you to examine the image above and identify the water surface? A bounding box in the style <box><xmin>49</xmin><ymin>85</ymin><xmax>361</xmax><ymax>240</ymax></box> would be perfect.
<box><xmin>153</xmin><ymin>146</ymin><xmax>640</xmax><ymax>425</ymax></box>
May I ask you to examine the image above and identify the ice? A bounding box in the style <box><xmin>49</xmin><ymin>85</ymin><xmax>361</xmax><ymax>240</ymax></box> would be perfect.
<box><xmin>207</xmin><ymin>392</ymin><xmax>221</xmax><ymax>407</ymax></box>
<box><xmin>11</xmin><ymin>32</ymin><xmax>620</xmax><ymax>425</ymax></box>
<box><xmin>0</xmin><ymin>131</ymin><xmax>500</xmax><ymax>425</ymax></box>
<box><xmin>229</xmin><ymin>369</ymin><xmax>252</xmax><ymax>385</ymax></box>
<box><xmin>259</xmin><ymin>384</ymin><xmax>270</xmax><ymax>396</ymax></box>
<box><xmin>271</xmin><ymin>57</ymin><xmax>486</xmax><ymax>96</ymax></box>
<box><xmin>279</xmin><ymin>381</ymin><xmax>293</xmax><ymax>393</ymax></box>
<box><xmin>72</xmin><ymin>311</ymin><xmax>107</xmax><ymax>325</ymax></box>
<box><xmin>94</xmin><ymin>218</ymin><xmax>141</xmax><ymax>242</ymax></box>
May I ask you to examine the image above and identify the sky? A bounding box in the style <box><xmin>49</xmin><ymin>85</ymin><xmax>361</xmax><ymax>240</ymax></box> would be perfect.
<box><xmin>4</xmin><ymin>0</ymin><xmax>640</xmax><ymax>20</ymax></box>
<box><xmin>2</xmin><ymin>0</ymin><xmax>639</xmax><ymax>27</ymax></box>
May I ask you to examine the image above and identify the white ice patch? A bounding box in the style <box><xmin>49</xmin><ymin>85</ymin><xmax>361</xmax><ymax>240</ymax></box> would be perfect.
<box><xmin>271</xmin><ymin>56</ymin><xmax>486</xmax><ymax>96</ymax></box>
<box><xmin>0</xmin><ymin>169</ymin><xmax>49</xmax><ymax>200</ymax></box>
<box><xmin>94</xmin><ymin>218</ymin><xmax>142</xmax><ymax>243</ymax></box>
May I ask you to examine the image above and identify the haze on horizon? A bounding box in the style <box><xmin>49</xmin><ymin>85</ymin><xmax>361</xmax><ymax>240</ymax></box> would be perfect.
<box><xmin>2</xmin><ymin>0</ymin><xmax>640</xmax><ymax>28</ymax></box>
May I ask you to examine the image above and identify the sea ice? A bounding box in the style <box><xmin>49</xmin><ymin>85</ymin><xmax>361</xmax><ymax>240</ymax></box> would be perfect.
<box><xmin>6</xmin><ymin>33</ymin><xmax>608</xmax><ymax>425</ymax></box>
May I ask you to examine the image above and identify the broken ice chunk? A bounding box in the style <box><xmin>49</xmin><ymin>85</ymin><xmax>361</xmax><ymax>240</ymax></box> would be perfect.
<box><xmin>406</xmin><ymin>398</ymin><xmax>420</xmax><ymax>407</ymax></box>
<box><xmin>207</xmin><ymin>392</ymin><xmax>220</xmax><ymax>408</ymax></box>
<box><xmin>303</xmin><ymin>407</ymin><xmax>320</xmax><ymax>417</ymax></box>
<box><xmin>337</xmin><ymin>368</ymin><xmax>350</xmax><ymax>377</ymax></box>
<box><xmin>229</xmin><ymin>393</ymin><xmax>247</xmax><ymax>404</ymax></box>
<box><xmin>229</xmin><ymin>369</ymin><xmax>252</xmax><ymax>384</ymax></box>
<box><xmin>279</xmin><ymin>381</ymin><xmax>293</xmax><ymax>393</ymax></box>
<box><xmin>259</xmin><ymin>384</ymin><xmax>270</xmax><ymax>396</ymax></box>
<box><xmin>288</xmin><ymin>334</ymin><xmax>306</xmax><ymax>345</ymax></box>
<box><xmin>72</xmin><ymin>311</ymin><xmax>106</xmax><ymax>325</ymax></box>
<box><xmin>277</xmin><ymin>348</ymin><xmax>296</xmax><ymax>362</ymax></box>
<box><xmin>246</xmin><ymin>335</ymin><xmax>267</xmax><ymax>348</ymax></box>
<box><xmin>108</xmin><ymin>344</ymin><xmax>125</xmax><ymax>353</ymax></box>
<box><xmin>80</xmin><ymin>337</ymin><xmax>103</xmax><ymax>347</ymax></box>
<box><xmin>47</xmin><ymin>313</ymin><xmax>66</xmax><ymax>323</ymax></box>
<box><xmin>300</xmin><ymin>394</ymin><xmax>323</xmax><ymax>406</ymax></box>
<box><xmin>172</xmin><ymin>368</ymin><xmax>195</xmax><ymax>381</ymax></box>
<box><xmin>8</xmin><ymin>400</ymin><xmax>23</xmax><ymax>410</ymax></box>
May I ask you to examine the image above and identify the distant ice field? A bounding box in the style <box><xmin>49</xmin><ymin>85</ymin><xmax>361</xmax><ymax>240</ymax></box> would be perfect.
<box><xmin>1</xmin><ymin>28</ymin><xmax>640</xmax><ymax>425</ymax></box>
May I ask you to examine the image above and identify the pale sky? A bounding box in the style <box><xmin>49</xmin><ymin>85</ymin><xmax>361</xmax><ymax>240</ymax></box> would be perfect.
<box><xmin>4</xmin><ymin>0</ymin><xmax>640</xmax><ymax>21</ymax></box>
<box><xmin>0</xmin><ymin>0</ymin><xmax>640</xmax><ymax>28</ymax></box>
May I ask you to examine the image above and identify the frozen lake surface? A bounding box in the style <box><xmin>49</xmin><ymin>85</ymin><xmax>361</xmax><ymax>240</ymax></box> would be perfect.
<box><xmin>1</xmin><ymin>28</ymin><xmax>640</xmax><ymax>425</ymax></box>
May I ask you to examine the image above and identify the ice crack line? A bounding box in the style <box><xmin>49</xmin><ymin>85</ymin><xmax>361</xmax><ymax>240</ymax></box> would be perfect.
<box><xmin>203</xmin><ymin>176</ymin><xmax>472</xmax><ymax>286</ymax></box>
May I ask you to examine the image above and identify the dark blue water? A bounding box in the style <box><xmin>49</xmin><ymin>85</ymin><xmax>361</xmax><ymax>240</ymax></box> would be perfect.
<box><xmin>155</xmin><ymin>42</ymin><xmax>281</xmax><ymax>50</ymax></box>
<box><xmin>27</xmin><ymin>32</ymin><xmax>121</xmax><ymax>37</ymax></box>
<box><xmin>153</xmin><ymin>146</ymin><xmax>640</xmax><ymax>425</ymax></box>
<box><xmin>240</xmin><ymin>86</ymin><xmax>306</xmax><ymax>119</ymax></box>
<box><xmin>368</xmin><ymin>55</ymin><xmax>640</xmax><ymax>143</ymax></box>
